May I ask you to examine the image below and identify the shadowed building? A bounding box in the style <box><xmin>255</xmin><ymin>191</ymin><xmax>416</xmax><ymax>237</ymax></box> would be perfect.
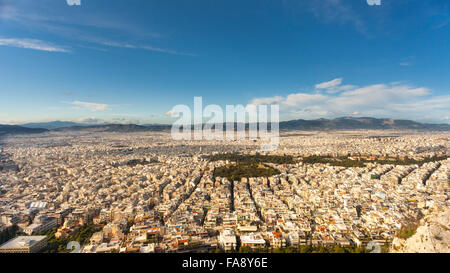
<box><xmin>0</xmin><ymin>236</ymin><xmax>47</xmax><ymax>253</ymax></box>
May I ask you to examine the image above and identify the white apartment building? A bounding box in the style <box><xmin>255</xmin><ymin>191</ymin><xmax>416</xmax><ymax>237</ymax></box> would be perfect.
<box><xmin>219</xmin><ymin>229</ymin><xmax>237</xmax><ymax>251</ymax></box>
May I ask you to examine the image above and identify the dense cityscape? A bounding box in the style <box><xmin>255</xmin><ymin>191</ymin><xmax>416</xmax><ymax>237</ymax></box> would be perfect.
<box><xmin>0</xmin><ymin>130</ymin><xmax>448</xmax><ymax>253</ymax></box>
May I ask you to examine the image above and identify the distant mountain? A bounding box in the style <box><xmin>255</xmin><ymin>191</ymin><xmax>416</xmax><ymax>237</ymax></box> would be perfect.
<box><xmin>141</xmin><ymin>123</ymin><xmax>171</xmax><ymax>127</ymax></box>
<box><xmin>21</xmin><ymin>121</ymin><xmax>91</xmax><ymax>130</ymax></box>
<box><xmin>2</xmin><ymin>117</ymin><xmax>449</xmax><ymax>135</ymax></box>
<box><xmin>60</xmin><ymin>118</ymin><xmax>447</xmax><ymax>132</ymax></box>
<box><xmin>278</xmin><ymin>117</ymin><xmax>450</xmax><ymax>131</ymax></box>
<box><xmin>0</xmin><ymin>125</ymin><xmax>48</xmax><ymax>136</ymax></box>
<box><xmin>54</xmin><ymin>123</ymin><xmax>171</xmax><ymax>132</ymax></box>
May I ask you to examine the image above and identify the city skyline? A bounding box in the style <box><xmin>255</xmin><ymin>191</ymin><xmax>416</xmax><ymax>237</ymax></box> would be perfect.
<box><xmin>0</xmin><ymin>0</ymin><xmax>449</xmax><ymax>125</ymax></box>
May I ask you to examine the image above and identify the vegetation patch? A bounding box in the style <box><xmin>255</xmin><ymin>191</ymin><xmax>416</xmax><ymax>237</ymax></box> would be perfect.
<box><xmin>203</xmin><ymin>244</ymin><xmax>390</xmax><ymax>253</ymax></box>
<box><xmin>38</xmin><ymin>222</ymin><xmax>103</xmax><ymax>253</ymax></box>
<box><xmin>302</xmin><ymin>155</ymin><xmax>366</xmax><ymax>167</ymax></box>
<box><xmin>213</xmin><ymin>163</ymin><xmax>280</xmax><ymax>181</ymax></box>
<box><xmin>301</xmin><ymin>155</ymin><xmax>447</xmax><ymax>167</ymax></box>
<box><xmin>396</xmin><ymin>223</ymin><xmax>419</xmax><ymax>240</ymax></box>
<box><xmin>206</xmin><ymin>153</ymin><xmax>295</xmax><ymax>164</ymax></box>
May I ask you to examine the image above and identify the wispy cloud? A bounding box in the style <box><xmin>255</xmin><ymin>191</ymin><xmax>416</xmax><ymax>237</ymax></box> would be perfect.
<box><xmin>0</xmin><ymin>2</ymin><xmax>192</xmax><ymax>56</ymax></box>
<box><xmin>250</xmin><ymin>78</ymin><xmax>449</xmax><ymax>123</ymax></box>
<box><xmin>295</xmin><ymin>0</ymin><xmax>370</xmax><ymax>36</ymax></box>
<box><xmin>315</xmin><ymin>78</ymin><xmax>357</xmax><ymax>94</ymax></box>
<box><xmin>92</xmin><ymin>39</ymin><xmax>196</xmax><ymax>56</ymax></box>
<box><xmin>431</xmin><ymin>19</ymin><xmax>450</xmax><ymax>30</ymax></box>
<box><xmin>0</xmin><ymin>3</ymin><xmax>161</xmax><ymax>38</ymax></box>
<box><xmin>141</xmin><ymin>45</ymin><xmax>196</xmax><ymax>56</ymax></box>
<box><xmin>399</xmin><ymin>56</ymin><xmax>415</xmax><ymax>66</ymax></box>
<box><xmin>68</xmin><ymin>101</ymin><xmax>109</xmax><ymax>111</ymax></box>
<box><xmin>0</xmin><ymin>37</ymin><xmax>69</xmax><ymax>52</ymax></box>
<box><xmin>315</xmin><ymin>78</ymin><xmax>342</xmax><ymax>89</ymax></box>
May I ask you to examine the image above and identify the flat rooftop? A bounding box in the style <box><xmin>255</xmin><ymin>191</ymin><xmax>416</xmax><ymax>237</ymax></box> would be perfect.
<box><xmin>0</xmin><ymin>236</ymin><xmax>46</xmax><ymax>249</ymax></box>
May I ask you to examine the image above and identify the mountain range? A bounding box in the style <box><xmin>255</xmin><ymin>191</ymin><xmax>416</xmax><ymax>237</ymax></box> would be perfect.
<box><xmin>53</xmin><ymin>123</ymin><xmax>171</xmax><ymax>132</ymax></box>
<box><xmin>0</xmin><ymin>117</ymin><xmax>448</xmax><ymax>136</ymax></box>
<box><xmin>0</xmin><ymin>125</ymin><xmax>49</xmax><ymax>136</ymax></box>
<box><xmin>278</xmin><ymin>117</ymin><xmax>450</xmax><ymax>131</ymax></box>
<box><xmin>20</xmin><ymin>121</ymin><xmax>85</xmax><ymax>130</ymax></box>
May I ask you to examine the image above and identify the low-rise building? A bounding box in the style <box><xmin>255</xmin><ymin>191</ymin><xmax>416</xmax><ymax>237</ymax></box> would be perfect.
<box><xmin>219</xmin><ymin>229</ymin><xmax>237</xmax><ymax>251</ymax></box>
<box><xmin>0</xmin><ymin>236</ymin><xmax>47</xmax><ymax>253</ymax></box>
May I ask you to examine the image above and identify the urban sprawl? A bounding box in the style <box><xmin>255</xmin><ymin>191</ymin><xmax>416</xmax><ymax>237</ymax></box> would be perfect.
<box><xmin>0</xmin><ymin>130</ymin><xmax>448</xmax><ymax>253</ymax></box>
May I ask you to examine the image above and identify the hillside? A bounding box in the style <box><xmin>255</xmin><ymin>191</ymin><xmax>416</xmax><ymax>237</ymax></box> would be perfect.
<box><xmin>2</xmin><ymin>117</ymin><xmax>449</xmax><ymax>134</ymax></box>
<box><xmin>279</xmin><ymin>117</ymin><xmax>450</xmax><ymax>131</ymax></box>
<box><xmin>0</xmin><ymin>125</ymin><xmax>48</xmax><ymax>136</ymax></box>
<box><xmin>390</xmin><ymin>208</ymin><xmax>450</xmax><ymax>253</ymax></box>
<box><xmin>53</xmin><ymin>124</ymin><xmax>171</xmax><ymax>132</ymax></box>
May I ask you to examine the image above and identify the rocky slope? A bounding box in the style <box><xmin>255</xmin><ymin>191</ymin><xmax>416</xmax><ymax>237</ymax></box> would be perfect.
<box><xmin>390</xmin><ymin>208</ymin><xmax>449</xmax><ymax>253</ymax></box>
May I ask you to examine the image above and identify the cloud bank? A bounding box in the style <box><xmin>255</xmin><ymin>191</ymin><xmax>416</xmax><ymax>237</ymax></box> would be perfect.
<box><xmin>250</xmin><ymin>78</ymin><xmax>449</xmax><ymax>123</ymax></box>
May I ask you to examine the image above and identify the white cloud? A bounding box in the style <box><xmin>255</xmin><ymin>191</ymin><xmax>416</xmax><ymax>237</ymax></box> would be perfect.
<box><xmin>111</xmin><ymin>113</ymin><xmax>137</xmax><ymax>117</ymax></box>
<box><xmin>251</xmin><ymin>94</ymin><xmax>327</xmax><ymax>107</ymax></box>
<box><xmin>328</xmin><ymin>84</ymin><xmax>357</xmax><ymax>94</ymax></box>
<box><xmin>0</xmin><ymin>37</ymin><xmax>69</xmax><ymax>52</ymax></box>
<box><xmin>399</xmin><ymin>56</ymin><xmax>415</xmax><ymax>67</ymax></box>
<box><xmin>314</xmin><ymin>78</ymin><xmax>357</xmax><ymax>94</ymax></box>
<box><xmin>249</xmin><ymin>80</ymin><xmax>447</xmax><ymax>122</ymax></box>
<box><xmin>66</xmin><ymin>0</ymin><xmax>81</xmax><ymax>6</ymax></box>
<box><xmin>70</xmin><ymin>101</ymin><xmax>109</xmax><ymax>111</ymax></box>
<box><xmin>315</xmin><ymin>78</ymin><xmax>343</xmax><ymax>89</ymax></box>
<box><xmin>333</xmin><ymin>84</ymin><xmax>430</xmax><ymax>109</ymax></box>
<box><xmin>284</xmin><ymin>93</ymin><xmax>328</xmax><ymax>107</ymax></box>
<box><xmin>75</xmin><ymin>117</ymin><xmax>106</xmax><ymax>124</ymax></box>
<box><xmin>90</xmin><ymin>39</ymin><xmax>196</xmax><ymax>56</ymax></box>
<box><xmin>75</xmin><ymin>116</ymin><xmax>143</xmax><ymax>125</ymax></box>
<box><xmin>251</xmin><ymin>96</ymin><xmax>284</xmax><ymax>105</ymax></box>
<box><xmin>0</xmin><ymin>4</ymin><xmax>188</xmax><ymax>56</ymax></box>
<box><xmin>165</xmin><ymin>110</ymin><xmax>179</xmax><ymax>117</ymax></box>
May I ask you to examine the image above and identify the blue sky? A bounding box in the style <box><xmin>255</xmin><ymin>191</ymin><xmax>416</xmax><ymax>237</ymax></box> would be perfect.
<box><xmin>0</xmin><ymin>0</ymin><xmax>449</xmax><ymax>124</ymax></box>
